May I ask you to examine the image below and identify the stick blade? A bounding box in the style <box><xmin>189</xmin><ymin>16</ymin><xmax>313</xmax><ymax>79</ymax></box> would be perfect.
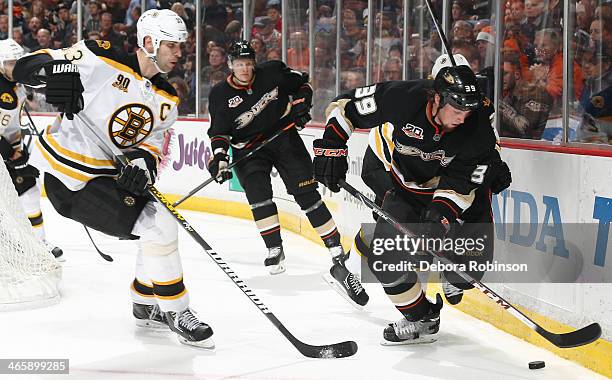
<box><xmin>538</xmin><ymin>323</ymin><xmax>602</xmax><ymax>348</ymax></box>
<box><xmin>296</xmin><ymin>340</ymin><xmax>358</xmax><ymax>358</ymax></box>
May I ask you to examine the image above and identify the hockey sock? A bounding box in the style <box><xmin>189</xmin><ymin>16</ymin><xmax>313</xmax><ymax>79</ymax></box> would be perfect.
<box><xmin>251</xmin><ymin>199</ymin><xmax>282</xmax><ymax>248</ymax></box>
<box><xmin>299</xmin><ymin>197</ymin><xmax>339</xmax><ymax>246</ymax></box>
<box><xmin>382</xmin><ymin>273</ymin><xmax>429</xmax><ymax>321</ymax></box>
<box><xmin>141</xmin><ymin>245</ymin><xmax>189</xmax><ymax>313</ymax></box>
<box><xmin>130</xmin><ymin>249</ymin><xmax>156</xmax><ymax>305</ymax></box>
<box><xmin>19</xmin><ymin>186</ymin><xmax>45</xmax><ymax>240</ymax></box>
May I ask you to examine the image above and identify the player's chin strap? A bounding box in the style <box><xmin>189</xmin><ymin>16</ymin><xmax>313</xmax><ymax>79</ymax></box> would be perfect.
<box><xmin>141</xmin><ymin>47</ymin><xmax>168</xmax><ymax>74</ymax></box>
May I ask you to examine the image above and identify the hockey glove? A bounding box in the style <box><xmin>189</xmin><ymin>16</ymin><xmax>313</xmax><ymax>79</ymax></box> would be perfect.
<box><xmin>490</xmin><ymin>160</ymin><xmax>512</xmax><ymax>194</ymax></box>
<box><xmin>116</xmin><ymin>150</ymin><xmax>157</xmax><ymax>196</ymax></box>
<box><xmin>289</xmin><ymin>98</ymin><xmax>312</xmax><ymax>130</ymax></box>
<box><xmin>207</xmin><ymin>152</ymin><xmax>233</xmax><ymax>184</ymax></box>
<box><xmin>420</xmin><ymin>206</ymin><xmax>452</xmax><ymax>240</ymax></box>
<box><xmin>42</xmin><ymin>60</ymin><xmax>84</xmax><ymax>120</ymax></box>
<box><xmin>313</xmin><ymin>138</ymin><xmax>348</xmax><ymax>193</ymax></box>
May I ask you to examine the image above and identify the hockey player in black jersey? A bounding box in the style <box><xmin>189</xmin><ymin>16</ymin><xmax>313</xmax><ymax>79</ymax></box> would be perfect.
<box><xmin>8</xmin><ymin>10</ymin><xmax>214</xmax><ymax>348</ymax></box>
<box><xmin>0</xmin><ymin>38</ymin><xmax>63</xmax><ymax>260</ymax></box>
<box><xmin>314</xmin><ymin>63</ymin><xmax>511</xmax><ymax>344</ymax></box>
<box><xmin>206</xmin><ymin>40</ymin><xmax>351</xmax><ymax>277</ymax></box>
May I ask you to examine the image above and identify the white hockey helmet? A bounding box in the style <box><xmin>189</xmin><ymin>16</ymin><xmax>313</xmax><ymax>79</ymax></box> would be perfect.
<box><xmin>431</xmin><ymin>53</ymin><xmax>470</xmax><ymax>78</ymax></box>
<box><xmin>137</xmin><ymin>9</ymin><xmax>187</xmax><ymax>60</ymax></box>
<box><xmin>0</xmin><ymin>39</ymin><xmax>25</xmax><ymax>64</ymax></box>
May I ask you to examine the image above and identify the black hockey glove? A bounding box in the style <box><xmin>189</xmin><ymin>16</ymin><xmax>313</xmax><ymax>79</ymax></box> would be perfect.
<box><xmin>289</xmin><ymin>98</ymin><xmax>312</xmax><ymax>130</ymax></box>
<box><xmin>313</xmin><ymin>138</ymin><xmax>348</xmax><ymax>193</ymax></box>
<box><xmin>207</xmin><ymin>152</ymin><xmax>232</xmax><ymax>184</ymax></box>
<box><xmin>42</xmin><ymin>60</ymin><xmax>84</xmax><ymax>120</ymax></box>
<box><xmin>490</xmin><ymin>160</ymin><xmax>512</xmax><ymax>194</ymax></box>
<box><xmin>116</xmin><ymin>150</ymin><xmax>157</xmax><ymax>196</ymax></box>
<box><xmin>0</xmin><ymin>137</ymin><xmax>15</xmax><ymax>161</ymax></box>
<box><xmin>420</xmin><ymin>206</ymin><xmax>452</xmax><ymax>240</ymax></box>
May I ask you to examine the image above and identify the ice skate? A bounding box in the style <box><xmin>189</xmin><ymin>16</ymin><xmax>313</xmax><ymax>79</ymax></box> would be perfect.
<box><xmin>165</xmin><ymin>308</ymin><xmax>215</xmax><ymax>349</ymax></box>
<box><xmin>441</xmin><ymin>273</ymin><xmax>464</xmax><ymax>305</ymax></box>
<box><xmin>133</xmin><ymin>303</ymin><xmax>168</xmax><ymax>329</ymax></box>
<box><xmin>323</xmin><ymin>255</ymin><xmax>369</xmax><ymax>309</ymax></box>
<box><xmin>265</xmin><ymin>246</ymin><xmax>286</xmax><ymax>274</ymax></box>
<box><xmin>381</xmin><ymin>295</ymin><xmax>442</xmax><ymax>346</ymax></box>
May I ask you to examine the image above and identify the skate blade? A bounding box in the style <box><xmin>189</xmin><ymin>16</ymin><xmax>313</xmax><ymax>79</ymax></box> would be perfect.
<box><xmin>135</xmin><ymin>319</ymin><xmax>169</xmax><ymax>330</ymax></box>
<box><xmin>380</xmin><ymin>337</ymin><xmax>437</xmax><ymax>346</ymax></box>
<box><xmin>267</xmin><ymin>261</ymin><xmax>286</xmax><ymax>275</ymax></box>
<box><xmin>322</xmin><ymin>273</ymin><xmax>365</xmax><ymax>311</ymax></box>
<box><xmin>178</xmin><ymin>336</ymin><xmax>215</xmax><ymax>349</ymax></box>
<box><xmin>54</xmin><ymin>254</ymin><xmax>66</xmax><ymax>263</ymax></box>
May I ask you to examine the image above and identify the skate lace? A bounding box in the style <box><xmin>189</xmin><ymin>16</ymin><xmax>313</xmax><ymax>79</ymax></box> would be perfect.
<box><xmin>268</xmin><ymin>246</ymin><xmax>282</xmax><ymax>258</ymax></box>
<box><xmin>393</xmin><ymin>318</ymin><xmax>418</xmax><ymax>338</ymax></box>
<box><xmin>179</xmin><ymin>309</ymin><xmax>201</xmax><ymax>331</ymax></box>
<box><xmin>347</xmin><ymin>273</ymin><xmax>363</xmax><ymax>294</ymax></box>
<box><xmin>442</xmin><ymin>280</ymin><xmax>463</xmax><ymax>298</ymax></box>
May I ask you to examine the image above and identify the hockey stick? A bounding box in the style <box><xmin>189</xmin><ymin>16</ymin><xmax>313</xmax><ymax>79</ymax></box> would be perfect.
<box><xmin>21</xmin><ymin>105</ymin><xmax>114</xmax><ymax>261</ymax></box>
<box><xmin>172</xmin><ymin>123</ymin><xmax>295</xmax><ymax>207</ymax></box>
<box><xmin>338</xmin><ymin>179</ymin><xmax>602</xmax><ymax>348</ymax></box>
<box><xmin>74</xmin><ymin>112</ymin><xmax>357</xmax><ymax>358</ymax></box>
<box><xmin>424</xmin><ymin>0</ymin><xmax>456</xmax><ymax>65</ymax></box>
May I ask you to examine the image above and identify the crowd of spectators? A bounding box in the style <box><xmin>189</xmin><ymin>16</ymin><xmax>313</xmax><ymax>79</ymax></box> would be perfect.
<box><xmin>0</xmin><ymin>0</ymin><xmax>610</xmax><ymax>144</ymax></box>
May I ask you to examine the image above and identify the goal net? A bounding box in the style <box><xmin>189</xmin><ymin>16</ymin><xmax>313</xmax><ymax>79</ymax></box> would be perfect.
<box><xmin>0</xmin><ymin>159</ymin><xmax>61</xmax><ymax>310</ymax></box>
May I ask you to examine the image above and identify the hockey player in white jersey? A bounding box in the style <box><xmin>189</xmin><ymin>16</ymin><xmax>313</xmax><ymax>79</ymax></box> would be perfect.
<box><xmin>8</xmin><ymin>9</ymin><xmax>214</xmax><ymax>348</ymax></box>
<box><xmin>0</xmin><ymin>38</ymin><xmax>63</xmax><ymax>260</ymax></box>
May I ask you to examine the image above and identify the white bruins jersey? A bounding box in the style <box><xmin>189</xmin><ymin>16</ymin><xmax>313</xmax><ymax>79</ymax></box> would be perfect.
<box><xmin>31</xmin><ymin>40</ymin><xmax>179</xmax><ymax>191</ymax></box>
<box><xmin>0</xmin><ymin>76</ymin><xmax>27</xmax><ymax>152</ymax></box>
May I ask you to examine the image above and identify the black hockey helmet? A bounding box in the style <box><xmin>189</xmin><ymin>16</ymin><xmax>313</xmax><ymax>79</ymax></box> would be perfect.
<box><xmin>228</xmin><ymin>40</ymin><xmax>256</xmax><ymax>63</ymax></box>
<box><xmin>433</xmin><ymin>65</ymin><xmax>482</xmax><ymax>111</ymax></box>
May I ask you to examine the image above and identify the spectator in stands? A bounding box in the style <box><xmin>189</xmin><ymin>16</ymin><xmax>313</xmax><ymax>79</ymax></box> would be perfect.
<box><xmin>53</xmin><ymin>2</ymin><xmax>74</xmax><ymax>49</ymax></box>
<box><xmin>266</xmin><ymin>48</ymin><xmax>281</xmax><ymax>61</ymax></box>
<box><xmin>523</xmin><ymin>0</ymin><xmax>550</xmax><ymax>30</ymax></box>
<box><xmin>105</xmin><ymin>0</ymin><xmax>127</xmax><ymax>25</ymax></box>
<box><xmin>499</xmin><ymin>57</ymin><xmax>552</xmax><ymax>139</ymax></box>
<box><xmin>575</xmin><ymin>1</ymin><xmax>592</xmax><ymax>34</ymax></box>
<box><xmin>452</xmin><ymin>40</ymin><xmax>482</xmax><ymax>73</ymax></box>
<box><xmin>476</xmin><ymin>26</ymin><xmax>496</xmax><ymax>69</ymax></box>
<box><xmin>589</xmin><ymin>16</ymin><xmax>612</xmax><ymax>57</ymax></box>
<box><xmin>253</xmin><ymin>16</ymin><xmax>281</xmax><ymax>52</ymax></box>
<box><xmin>169</xmin><ymin>77</ymin><xmax>194</xmax><ymax>115</ymax></box>
<box><xmin>85</xmin><ymin>0</ymin><xmax>102</xmax><ymax>36</ymax></box>
<box><xmin>0</xmin><ymin>15</ymin><xmax>8</xmax><ymax>40</ymax></box>
<box><xmin>28</xmin><ymin>0</ymin><xmax>50</xmax><ymax>30</ymax></box>
<box><xmin>125</xmin><ymin>0</ymin><xmax>155</xmax><ymax>26</ymax></box>
<box><xmin>266</xmin><ymin>0</ymin><xmax>282</xmax><ymax>32</ymax></box>
<box><xmin>12</xmin><ymin>28</ymin><xmax>28</xmax><ymax>52</ymax></box>
<box><xmin>172</xmin><ymin>2</ymin><xmax>195</xmax><ymax>30</ymax></box>
<box><xmin>250</xmin><ymin>36</ymin><xmax>267</xmax><ymax>63</ymax></box>
<box><xmin>99</xmin><ymin>12</ymin><xmax>125</xmax><ymax>49</ymax></box>
<box><xmin>474</xmin><ymin>19</ymin><xmax>491</xmax><ymax>35</ymax></box>
<box><xmin>452</xmin><ymin>20</ymin><xmax>475</xmax><ymax>44</ymax></box>
<box><xmin>202</xmin><ymin>46</ymin><xmax>229</xmax><ymax>84</ymax></box>
<box><xmin>35</xmin><ymin>28</ymin><xmax>52</xmax><ymax>50</ymax></box>
<box><xmin>531</xmin><ymin>28</ymin><xmax>584</xmax><ymax>102</ymax></box>
<box><xmin>342</xmin><ymin>69</ymin><xmax>365</xmax><ymax>91</ymax></box>
<box><xmin>508</xmin><ymin>0</ymin><xmax>527</xmax><ymax>26</ymax></box>
<box><xmin>382</xmin><ymin>57</ymin><xmax>402</xmax><ymax>81</ymax></box>
<box><xmin>225</xmin><ymin>20</ymin><xmax>242</xmax><ymax>45</ymax></box>
<box><xmin>287</xmin><ymin>31</ymin><xmax>309</xmax><ymax>72</ymax></box>
<box><xmin>341</xmin><ymin>8</ymin><xmax>365</xmax><ymax>49</ymax></box>
<box><xmin>388</xmin><ymin>42</ymin><xmax>402</xmax><ymax>60</ymax></box>
<box><xmin>23</xmin><ymin>17</ymin><xmax>42</xmax><ymax>51</ymax></box>
<box><xmin>452</xmin><ymin>0</ymin><xmax>472</xmax><ymax>22</ymax></box>
<box><xmin>12</xmin><ymin>0</ymin><xmax>26</xmax><ymax>29</ymax></box>
<box><xmin>580</xmin><ymin>51</ymin><xmax>612</xmax><ymax>111</ymax></box>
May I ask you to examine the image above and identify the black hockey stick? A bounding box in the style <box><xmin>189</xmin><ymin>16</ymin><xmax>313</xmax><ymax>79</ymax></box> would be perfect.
<box><xmin>172</xmin><ymin>122</ymin><xmax>296</xmax><ymax>207</ymax></box>
<box><xmin>424</xmin><ymin>0</ymin><xmax>456</xmax><ymax>66</ymax></box>
<box><xmin>338</xmin><ymin>179</ymin><xmax>602</xmax><ymax>348</ymax></box>
<box><xmin>75</xmin><ymin>113</ymin><xmax>357</xmax><ymax>358</ymax></box>
<box><xmin>21</xmin><ymin>105</ymin><xmax>114</xmax><ymax>262</ymax></box>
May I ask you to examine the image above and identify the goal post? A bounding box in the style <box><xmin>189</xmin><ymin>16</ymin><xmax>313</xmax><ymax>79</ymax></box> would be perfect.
<box><xmin>0</xmin><ymin>159</ymin><xmax>61</xmax><ymax>310</ymax></box>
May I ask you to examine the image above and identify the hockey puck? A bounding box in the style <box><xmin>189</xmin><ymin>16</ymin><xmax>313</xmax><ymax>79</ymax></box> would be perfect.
<box><xmin>528</xmin><ymin>361</ymin><xmax>545</xmax><ymax>369</ymax></box>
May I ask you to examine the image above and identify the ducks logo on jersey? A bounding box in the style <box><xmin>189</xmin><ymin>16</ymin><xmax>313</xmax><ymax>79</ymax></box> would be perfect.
<box><xmin>109</xmin><ymin>103</ymin><xmax>154</xmax><ymax>147</ymax></box>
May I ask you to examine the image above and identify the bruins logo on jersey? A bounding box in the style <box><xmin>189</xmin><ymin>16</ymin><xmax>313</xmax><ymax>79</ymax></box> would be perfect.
<box><xmin>0</xmin><ymin>92</ymin><xmax>14</xmax><ymax>103</ymax></box>
<box><xmin>96</xmin><ymin>40</ymin><xmax>111</xmax><ymax>49</ymax></box>
<box><xmin>109</xmin><ymin>103</ymin><xmax>154</xmax><ymax>148</ymax></box>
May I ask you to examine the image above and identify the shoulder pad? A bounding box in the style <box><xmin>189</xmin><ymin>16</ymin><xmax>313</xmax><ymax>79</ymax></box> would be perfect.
<box><xmin>0</xmin><ymin>76</ymin><xmax>18</xmax><ymax>110</ymax></box>
<box><xmin>257</xmin><ymin>60</ymin><xmax>287</xmax><ymax>72</ymax></box>
<box><xmin>84</xmin><ymin>39</ymin><xmax>132</xmax><ymax>66</ymax></box>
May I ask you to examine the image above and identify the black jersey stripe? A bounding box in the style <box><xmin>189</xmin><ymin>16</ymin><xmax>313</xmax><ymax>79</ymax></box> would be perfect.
<box><xmin>38</xmin><ymin>135</ymin><xmax>118</xmax><ymax>176</ymax></box>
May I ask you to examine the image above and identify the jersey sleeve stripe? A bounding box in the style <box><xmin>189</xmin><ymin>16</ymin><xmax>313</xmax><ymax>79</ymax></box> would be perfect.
<box><xmin>432</xmin><ymin>189</ymin><xmax>475</xmax><ymax>213</ymax></box>
<box><xmin>43</xmin><ymin>127</ymin><xmax>115</xmax><ymax>167</ymax></box>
